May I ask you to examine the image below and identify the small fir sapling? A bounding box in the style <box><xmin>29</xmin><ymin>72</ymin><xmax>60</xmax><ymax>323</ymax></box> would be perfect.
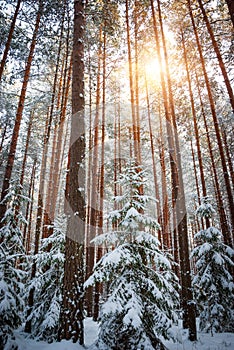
<box><xmin>85</xmin><ymin>164</ymin><xmax>179</xmax><ymax>350</ymax></box>
<box><xmin>24</xmin><ymin>216</ymin><xmax>65</xmax><ymax>343</ymax></box>
<box><xmin>0</xmin><ymin>181</ymin><xmax>28</xmax><ymax>350</ymax></box>
<box><xmin>191</xmin><ymin>197</ymin><xmax>234</xmax><ymax>334</ymax></box>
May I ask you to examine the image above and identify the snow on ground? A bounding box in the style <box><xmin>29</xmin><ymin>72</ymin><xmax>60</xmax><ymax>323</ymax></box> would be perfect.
<box><xmin>14</xmin><ymin>318</ymin><xmax>233</xmax><ymax>350</ymax></box>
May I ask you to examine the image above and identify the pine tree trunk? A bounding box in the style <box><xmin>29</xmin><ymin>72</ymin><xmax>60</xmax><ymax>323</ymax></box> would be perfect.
<box><xmin>23</xmin><ymin>157</ymin><xmax>37</xmax><ymax>252</ymax></box>
<box><xmin>157</xmin><ymin>0</ymin><xmax>197</xmax><ymax>340</ymax></box>
<box><xmin>24</xmin><ymin>109</ymin><xmax>50</xmax><ymax>333</ymax></box>
<box><xmin>158</xmin><ymin>112</ymin><xmax>172</xmax><ymax>252</ymax></box>
<box><xmin>85</xmin><ymin>26</ymin><xmax>103</xmax><ymax>317</ymax></box>
<box><xmin>42</xmin><ymin>7</ymin><xmax>66</xmax><ymax>239</ymax></box>
<box><xmin>190</xmin><ymin>139</ymin><xmax>203</xmax><ymax>231</ymax></box>
<box><xmin>181</xmin><ymin>30</ymin><xmax>208</xmax><ymax>229</ymax></box>
<box><xmin>197</xmin><ymin>0</ymin><xmax>234</xmax><ymax>111</ymax></box>
<box><xmin>196</xmin><ymin>72</ymin><xmax>232</xmax><ymax>247</ymax></box>
<box><xmin>221</xmin><ymin>127</ymin><xmax>234</xmax><ymax>189</ymax></box>
<box><xmin>0</xmin><ymin>0</ymin><xmax>22</xmax><ymax>80</ymax></box>
<box><xmin>93</xmin><ymin>28</ymin><xmax>107</xmax><ymax>322</ymax></box>
<box><xmin>0</xmin><ymin>120</ymin><xmax>9</xmax><ymax>155</ymax></box>
<box><xmin>145</xmin><ymin>74</ymin><xmax>162</xmax><ymax>236</ymax></box>
<box><xmin>44</xmin><ymin>55</ymin><xmax>72</xmax><ymax>240</ymax></box>
<box><xmin>19</xmin><ymin>111</ymin><xmax>34</xmax><ymax>187</ymax></box>
<box><xmin>225</xmin><ymin>0</ymin><xmax>234</xmax><ymax>28</ymax></box>
<box><xmin>188</xmin><ymin>0</ymin><xmax>234</xmax><ymax>236</ymax></box>
<box><xmin>0</xmin><ymin>0</ymin><xmax>43</xmax><ymax>226</ymax></box>
<box><xmin>59</xmin><ymin>0</ymin><xmax>85</xmax><ymax>344</ymax></box>
<box><xmin>126</xmin><ymin>0</ymin><xmax>141</xmax><ymax>166</ymax></box>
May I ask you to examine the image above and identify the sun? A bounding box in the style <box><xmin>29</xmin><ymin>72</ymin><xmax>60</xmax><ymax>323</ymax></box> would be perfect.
<box><xmin>144</xmin><ymin>57</ymin><xmax>162</xmax><ymax>81</ymax></box>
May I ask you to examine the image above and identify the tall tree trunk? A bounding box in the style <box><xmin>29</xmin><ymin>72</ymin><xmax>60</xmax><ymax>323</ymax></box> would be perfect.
<box><xmin>188</xmin><ymin>0</ymin><xmax>234</xmax><ymax>236</ymax></box>
<box><xmin>85</xmin><ymin>26</ymin><xmax>103</xmax><ymax>317</ymax></box>
<box><xmin>190</xmin><ymin>138</ymin><xmax>202</xmax><ymax>231</ymax></box>
<box><xmin>195</xmin><ymin>72</ymin><xmax>232</xmax><ymax>247</ymax></box>
<box><xmin>44</xmin><ymin>55</ymin><xmax>72</xmax><ymax>239</ymax></box>
<box><xmin>181</xmin><ymin>30</ymin><xmax>208</xmax><ymax>229</ymax></box>
<box><xmin>225</xmin><ymin>0</ymin><xmax>234</xmax><ymax>28</ymax></box>
<box><xmin>133</xmin><ymin>0</ymin><xmax>142</xmax><ymax>168</ymax></box>
<box><xmin>145</xmin><ymin>75</ymin><xmax>162</xmax><ymax>233</ymax></box>
<box><xmin>24</xmin><ymin>109</ymin><xmax>50</xmax><ymax>333</ymax></box>
<box><xmin>158</xmin><ymin>111</ymin><xmax>172</xmax><ymax>251</ymax></box>
<box><xmin>93</xmin><ymin>28</ymin><xmax>107</xmax><ymax>322</ymax></box>
<box><xmin>59</xmin><ymin>0</ymin><xmax>85</xmax><ymax>344</ymax></box>
<box><xmin>221</xmin><ymin>126</ymin><xmax>234</xmax><ymax>189</ymax></box>
<box><xmin>0</xmin><ymin>0</ymin><xmax>43</xmax><ymax>226</ymax></box>
<box><xmin>197</xmin><ymin>0</ymin><xmax>234</xmax><ymax>111</ymax></box>
<box><xmin>23</xmin><ymin>157</ymin><xmax>37</xmax><ymax>252</ymax></box>
<box><xmin>0</xmin><ymin>119</ymin><xmax>9</xmax><ymax>156</ymax></box>
<box><xmin>126</xmin><ymin>0</ymin><xmax>141</xmax><ymax>166</ymax></box>
<box><xmin>0</xmin><ymin>0</ymin><xmax>22</xmax><ymax>80</ymax></box>
<box><xmin>157</xmin><ymin>0</ymin><xmax>197</xmax><ymax>340</ymax></box>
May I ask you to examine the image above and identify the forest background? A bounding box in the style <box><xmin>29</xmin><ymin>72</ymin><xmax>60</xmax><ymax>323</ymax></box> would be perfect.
<box><xmin>0</xmin><ymin>0</ymin><xmax>233</xmax><ymax>349</ymax></box>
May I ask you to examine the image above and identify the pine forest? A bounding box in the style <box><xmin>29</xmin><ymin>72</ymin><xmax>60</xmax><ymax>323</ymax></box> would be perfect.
<box><xmin>0</xmin><ymin>0</ymin><xmax>233</xmax><ymax>349</ymax></box>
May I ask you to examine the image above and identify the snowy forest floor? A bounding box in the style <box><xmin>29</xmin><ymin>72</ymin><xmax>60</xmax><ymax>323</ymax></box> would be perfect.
<box><xmin>13</xmin><ymin>318</ymin><xmax>234</xmax><ymax>350</ymax></box>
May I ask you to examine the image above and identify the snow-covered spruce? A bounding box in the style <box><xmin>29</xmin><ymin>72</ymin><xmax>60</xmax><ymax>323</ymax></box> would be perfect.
<box><xmin>191</xmin><ymin>222</ymin><xmax>234</xmax><ymax>334</ymax></box>
<box><xmin>195</xmin><ymin>196</ymin><xmax>216</xmax><ymax>219</ymax></box>
<box><xmin>85</xmin><ymin>165</ymin><xmax>179</xmax><ymax>350</ymax></box>
<box><xmin>24</xmin><ymin>216</ymin><xmax>65</xmax><ymax>343</ymax></box>
<box><xmin>0</xmin><ymin>182</ymin><xmax>28</xmax><ymax>350</ymax></box>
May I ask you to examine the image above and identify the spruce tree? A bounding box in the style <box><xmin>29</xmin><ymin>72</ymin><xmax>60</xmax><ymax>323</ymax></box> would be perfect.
<box><xmin>191</xmin><ymin>197</ymin><xmax>234</xmax><ymax>334</ymax></box>
<box><xmin>0</xmin><ymin>181</ymin><xmax>28</xmax><ymax>350</ymax></box>
<box><xmin>85</xmin><ymin>164</ymin><xmax>179</xmax><ymax>350</ymax></box>
<box><xmin>25</xmin><ymin>216</ymin><xmax>65</xmax><ymax>343</ymax></box>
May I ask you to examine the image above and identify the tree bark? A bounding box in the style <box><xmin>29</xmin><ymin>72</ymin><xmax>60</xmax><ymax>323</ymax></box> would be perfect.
<box><xmin>197</xmin><ymin>0</ymin><xmax>234</xmax><ymax>111</ymax></box>
<box><xmin>85</xmin><ymin>26</ymin><xmax>103</xmax><ymax>317</ymax></box>
<box><xmin>157</xmin><ymin>0</ymin><xmax>197</xmax><ymax>340</ymax></box>
<box><xmin>59</xmin><ymin>0</ymin><xmax>85</xmax><ymax>344</ymax></box>
<box><xmin>0</xmin><ymin>0</ymin><xmax>43</xmax><ymax>226</ymax></box>
<box><xmin>188</xmin><ymin>0</ymin><xmax>234</xmax><ymax>236</ymax></box>
<box><xmin>225</xmin><ymin>0</ymin><xmax>234</xmax><ymax>28</ymax></box>
<box><xmin>195</xmin><ymin>71</ymin><xmax>232</xmax><ymax>247</ymax></box>
<box><xmin>181</xmin><ymin>30</ymin><xmax>208</xmax><ymax>229</ymax></box>
<box><xmin>0</xmin><ymin>0</ymin><xmax>22</xmax><ymax>80</ymax></box>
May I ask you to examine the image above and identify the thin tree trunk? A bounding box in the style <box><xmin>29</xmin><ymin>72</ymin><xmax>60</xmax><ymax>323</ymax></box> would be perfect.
<box><xmin>221</xmin><ymin>126</ymin><xmax>234</xmax><ymax>189</ymax></box>
<box><xmin>23</xmin><ymin>157</ymin><xmax>37</xmax><ymax>252</ymax></box>
<box><xmin>197</xmin><ymin>0</ymin><xmax>234</xmax><ymax>111</ymax></box>
<box><xmin>0</xmin><ymin>120</ymin><xmax>9</xmax><ymax>155</ymax></box>
<box><xmin>24</xmin><ymin>109</ymin><xmax>50</xmax><ymax>333</ymax></box>
<box><xmin>158</xmin><ymin>112</ymin><xmax>172</xmax><ymax>251</ymax></box>
<box><xmin>225</xmin><ymin>0</ymin><xmax>234</xmax><ymax>28</ymax></box>
<box><xmin>126</xmin><ymin>0</ymin><xmax>141</xmax><ymax>166</ymax></box>
<box><xmin>145</xmin><ymin>75</ymin><xmax>162</xmax><ymax>239</ymax></box>
<box><xmin>181</xmin><ymin>30</ymin><xmax>208</xmax><ymax>229</ymax></box>
<box><xmin>133</xmin><ymin>0</ymin><xmax>142</xmax><ymax>168</ymax></box>
<box><xmin>20</xmin><ymin>111</ymin><xmax>34</xmax><ymax>187</ymax></box>
<box><xmin>157</xmin><ymin>0</ymin><xmax>197</xmax><ymax>340</ymax></box>
<box><xmin>0</xmin><ymin>0</ymin><xmax>43</xmax><ymax>226</ymax></box>
<box><xmin>85</xmin><ymin>26</ymin><xmax>103</xmax><ymax>317</ymax></box>
<box><xmin>196</xmin><ymin>72</ymin><xmax>232</xmax><ymax>247</ymax></box>
<box><xmin>188</xmin><ymin>0</ymin><xmax>234</xmax><ymax>236</ymax></box>
<box><xmin>44</xmin><ymin>55</ymin><xmax>72</xmax><ymax>239</ymax></box>
<box><xmin>93</xmin><ymin>28</ymin><xmax>107</xmax><ymax>322</ymax></box>
<box><xmin>14</xmin><ymin>110</ymin><xmax>34</xmax><ymax>228</ymax></box>
<box><xmin>59</xmin><ymin>0</ymin><xmax>85</xmax><ymax>344</ymax></box>
<box><xmin>190</xmin><ymin>138</ymin><xmax>203</xmax><ymax>231</ymax></box>
<box><xmin>0</xmin><ymin>0</ymin><xmax>22</xmax><ymax>80</ymax></box>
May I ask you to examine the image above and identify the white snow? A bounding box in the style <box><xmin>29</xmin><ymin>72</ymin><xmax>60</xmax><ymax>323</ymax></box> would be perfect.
<box><xmin>12</xmin><ymin>318</ymin><xmax>234</xmax><ymax>350</ymax></box>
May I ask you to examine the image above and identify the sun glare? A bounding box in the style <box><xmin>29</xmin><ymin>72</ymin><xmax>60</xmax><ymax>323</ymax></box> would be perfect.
<box><xmin>144</xmin><ymin>57</ymin><xmax>162</xmax><ymax>80</ymax></box>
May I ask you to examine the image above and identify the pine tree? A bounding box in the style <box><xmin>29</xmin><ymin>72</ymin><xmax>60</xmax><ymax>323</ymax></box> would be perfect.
<box><xmin>0</xmin><ymin>181</ymin><xmax>28</xmax><ymax>350</ymax></box>
<box><xmin>191</xmin><ymin>198</ymin><xmax>234</xmax><ymax>335</ymax></box>
<box><xmin>85</xmin><ymin>164</ymin><xmax>179</xmax><ymax>350</ymax></box>
<box><xmin>25</xmin><ymin>216</ymin><xmax>65</xmax><ymax>343</ymax></box>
